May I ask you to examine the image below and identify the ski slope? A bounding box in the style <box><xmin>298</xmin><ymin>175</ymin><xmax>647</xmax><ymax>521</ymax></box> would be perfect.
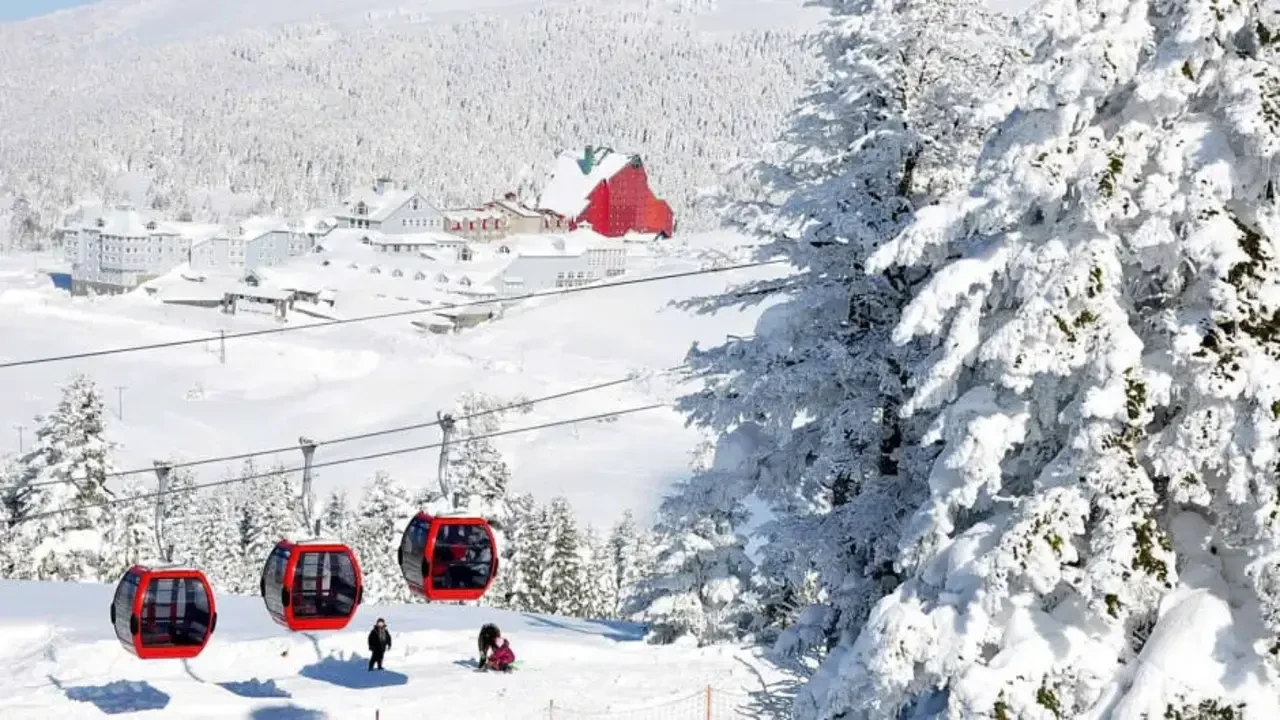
<box><xmin>0</xmin><ymin>235</ymin><xmax>784</xmax><ymax>526</ymax></box>
<box><xmin>0</xmin><ymin>579</ymin><xmax>786</xmax><ymax>719</ymax></box>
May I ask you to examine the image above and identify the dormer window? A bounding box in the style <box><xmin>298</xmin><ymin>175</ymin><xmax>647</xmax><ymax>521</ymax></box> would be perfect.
<box><xmin>414</xmin><ymin>271</ymin><xmax>426</xmax><ymax>280</ymax></box>
<box><xmin>96</xmin><ymin>218</ymin><xmax>105</xmax><ymax>228</ymax></box>
<box><xmin>146</xmin><ymin>221</ymin><xmax>157</xmax><ymax>231</ymax></box>
<box><xmin>356</xmin><ymin>202</ymin><xmax>368</xmax><ymax>216</ymax></box>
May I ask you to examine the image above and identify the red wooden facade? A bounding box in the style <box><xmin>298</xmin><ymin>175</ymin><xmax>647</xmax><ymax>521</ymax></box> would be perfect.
<box><xmin>572</xmin><ymin>158</ymin><xmax>674</xmax><ymax>238</ymax></box>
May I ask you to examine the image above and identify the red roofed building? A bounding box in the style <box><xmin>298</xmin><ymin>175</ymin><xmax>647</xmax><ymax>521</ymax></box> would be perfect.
<box><xmin>536</xmin><ymin>146</ymin><xmax>675</xmax><ymax>238</ymax></box>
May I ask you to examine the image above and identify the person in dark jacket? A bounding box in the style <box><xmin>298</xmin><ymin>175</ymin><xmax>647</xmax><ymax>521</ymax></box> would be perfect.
<box><xmin>367</xmin><ymin>618</ymin><xmax>391</xmax><ymax>670</ymax></box>
<box><xmin>477</xmin><ymin>623</ymin><xmax>501</xmax><ymax>668</ymax></box>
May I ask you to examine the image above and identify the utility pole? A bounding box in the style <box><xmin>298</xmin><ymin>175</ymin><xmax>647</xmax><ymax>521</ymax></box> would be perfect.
<box><xmin>299</xmin><ymin>436</ymin><xmax>318</xmax><ymax>535</ymax></box>
<box><xmin>115</xmin><ymin>385</ymin><xmax>127</xmax><ymax>421</ymax></box>
<box><xmin>437</xmin><ymin>411</ymin><xmax>456</xmax><ymax>504</ymax></box>
<box><xmin>14</xmin><ymin>424</ymin><xmax>25</xmax><ymax>454</ymax></box>
<box><xmin>219</xmin><ymin>329</ymin><xmax>226</xmax><ymax>365</ymax></box>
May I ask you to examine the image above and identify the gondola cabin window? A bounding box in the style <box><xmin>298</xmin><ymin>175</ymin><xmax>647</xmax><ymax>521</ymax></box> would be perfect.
<box><xmin>264</xmin><ymin>545</ymin><xmax>290</xmax><ymax>616</ymax></box>
<box><xmin>140</xmin><ymin>577</ymin><xmax>212</xmax><ymax>648</ymax></box>
<box><xmin>111</xmin><ymin>570</ymin><xmax>140</xmax><ymax>641</ymax></box>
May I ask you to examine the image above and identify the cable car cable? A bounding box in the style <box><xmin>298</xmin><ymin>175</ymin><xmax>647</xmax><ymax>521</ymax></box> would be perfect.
<box><xmin>14</xmin><ymin>402</ymin><xmax>668</xmax><ymax>524</ymax></box>
<box><xmin>0</xmin><ymin>258</ymin><xmax>786</xmax><ymax>370</ymax></box>
<box><xmin>22</xmin><ymin>365</ymin><xmax>687</xmax><ymax>488</ymax></box>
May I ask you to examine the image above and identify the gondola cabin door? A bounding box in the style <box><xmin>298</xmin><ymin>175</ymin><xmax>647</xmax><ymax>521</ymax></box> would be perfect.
<box><xmin>260</xmin><ymin>540</ymin><xmax>363</xmax><ymax>632</ymax></box>
<box><xmin>398</xmin><ymin>512</ymin><xmax>498</xmax><ymax>602</ymax></box>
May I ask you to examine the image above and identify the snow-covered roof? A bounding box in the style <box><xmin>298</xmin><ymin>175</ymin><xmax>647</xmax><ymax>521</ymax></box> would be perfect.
<box><xmin>488</xmin><ymin>199</ymin><xmax>542</xmax><ymax>218</ymax></box>
<box><xmin>366</xmin><ymin>232</ymin><xmax>457</xmax><ymax>247</ymax></box>
<box><xmin>156</xmin><ymin>221</ymin><xmax>222</xmax><ymax>244</ymax></box>
<box><xmin>537</xmin><ymin>147</ymin><xmax>636</xmax><ymax>218</ymax></box>
<box><xmin>513</xmin><ymin>229</ymin><xmax>612</xmax><ymax>257</ymax></box>
<box><xmin>93</xmin><ymin>207</ymin><xmax>154</xmax><ymax>237</ymax></box>
<box><xmin>336</xmin><ymin>185</ymin><xmax>429</xmax><ymax>223</ymax></box>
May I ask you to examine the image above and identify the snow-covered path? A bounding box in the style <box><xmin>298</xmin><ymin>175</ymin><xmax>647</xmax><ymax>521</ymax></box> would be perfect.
<box><xmin>0</xmin><ymin>580</ymin><xmax>783</xmax><ymax>719</ymax></box>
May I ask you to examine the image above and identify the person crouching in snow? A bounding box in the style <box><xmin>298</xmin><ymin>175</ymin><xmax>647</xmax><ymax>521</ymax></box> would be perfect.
<box><xmin>477</xmin><ymin>623</ymin><xmax>501</xmax><ymax>668</ymax></box>
<box><xmin>487</xmin><ymin>637</ymin><xmax>515</xmax><ymax>672</ymax></box>
<box><xmin>367</xmin><ymin>618</ymin><xmax>391</xmax><ymax>670</ymax></box>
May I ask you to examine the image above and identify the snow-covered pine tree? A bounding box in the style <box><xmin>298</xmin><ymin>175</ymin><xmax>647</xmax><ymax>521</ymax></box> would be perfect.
<box><xmin>627</xmin><ymin>427</ymin><xmax>758</xmax><ymax>645</ymax></box>
<box><xmin>192</xmin><ymin>488</ymin><xmax>243</xmax><ymax>592</ymax></box>
<box><xmin>7</xmin><ymin>375</ymin><xmax>119</xmax><ymax>581</ymax></box>
<box><xmin>352</xmin><ymin>471</ymin><xmax>414</xmax><ymax>605</ymax></box>
<box><xmin>608</xmin><ymin>510</ymin><xmax>648</xmax><ymax>616</ymax></box>
<box><xmin>667</xmin><ymin>0</ymin><xmax>1018</xmax><ymax>672</ymax></box>
<box><xmin>100</xmin><ymin>474</ymin><xmax>159</xmax><ymax>580</ymax></box>
<box><xmin>821</xmin><ymin>1</ymin><xmax>1280</xmax><ymax>718</ymax></box>
<box><xmin>320</xmin><ymin>489</ymin><xmax>355</xmax><ymax>540</ymax></box>
<box><xmin>0</xmin><ymin>456</ymin><xmax>17</xmax><ymax>577</ymax></box>
<box><xmin>517</xmin><ymin>500</ymin><xmax>555</xmax><ymax>614</ymax></box>
<box><xmin>160</xmin><ymin>466</ymin><xmax>199</xmax><ymax>563</ymax></box>
<box><xmin>237</xmin><ymin>461</ymin><xmax>302</xmax><ymax>590</ymax></box>
<box><xmin>584</xmin><ymin>526</ymin><xmax>619</xmax><ymax>620</ymax></box>
<box><xmin>486</xmin><ymin>491</ymin><xmax>537</xmax><ymax>610</ymax></box>
<box><xmin>545</xmin><ymin>497</ymin><xmax>590</xmax><ymax>618</ymax></box>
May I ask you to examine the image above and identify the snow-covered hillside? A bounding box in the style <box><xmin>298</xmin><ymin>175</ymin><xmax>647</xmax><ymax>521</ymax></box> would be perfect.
<box><xmin>0</xmin><ymin>234</ymin><xmax>784</xmax><ymax>526</ymax></box>
<box><xmin>0</xmin><ymin>0</ymin><xmax>824</xmax><ymax>249</ymax></box>
<box><xmin>0</xmin><ymin>578</ymin><xmax>784</xmax><ymax>718</ymax></box>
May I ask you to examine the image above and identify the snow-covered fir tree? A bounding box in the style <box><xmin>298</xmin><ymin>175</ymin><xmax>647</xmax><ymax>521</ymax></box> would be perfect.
<box><xmin>320</xmin><ymin>489</ymin><xmax>355</xmax><ymax>538</ymax></box>
<box><xmin>628</xmin><ymin>427</ymin><xmax>758</xmax><ymax>645</ymax></box>
<box><xmin>100</xmin><ymin>475</ymin><xmax>159</xmax><ymax>580</ymax></box>
<box><xmin>809</xmin><ymin>1</ymin><xmax>1280</xmax><ymax>717</ymax></box>
<box><xmin>517</xmin><ymin>501</ymin><xmax>556</xmax><ymax>614</ymax></box>
<box><xmin>237</xmin><ymin>461</ymin><xmax>302</xmax><ymax>587</ymax></box>
<box><xmin>486</xmin><ymin>491</ymin><xmax>538</xmax><ymax>610</ymax></box>
<box><xmin>352</xmin><ymin>471</ymin><xmax>415</xmax><ymax>605</ymax></box>
<box><xmin>160</xmin><ymin>466</ymin><xmax>199</xmax><ymax>563</ymax></box>
<box><xmin>191</xmin><ymin>488</ymin><xmax>243</xmax><ymax>592</ymax></box>
<box><xmin>545</xmin><ymin>497</ymin><xmax>591</xmax><ymax>618</ymax></box>
<box><xmin>584</xmin><ymin>527</ymin><xmax>619</xmax><ymax>619</ymax></box>
<box><xmin>667</xmin><ymin>0</ymin><xmax>1017</xmax><ymax>670</ymax></box>
<box><xmin>6</xmin><ymin>375</ymin><xmax>119</xmax><ymax>581</ymax></box>
<box><xmin>608</xmin><ymin>510</ymin><xmax>649</xmax><ymax>617</ymax></box>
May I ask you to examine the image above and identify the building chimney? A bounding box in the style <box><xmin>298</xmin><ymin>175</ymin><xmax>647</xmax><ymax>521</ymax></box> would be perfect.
<box><xmin>374</xmin><ymin>177</ymin><xmax>393</xmax><ymax>195</ymax></box>
<box><xmin>503</xmin><ymin>192</ymin><xmax>516</xmax><ymax>201</ymax></box>
<box><xmin>580</xmin><ymin>145</ymin><xmax>595</xmax><ymax>174</ymax></box>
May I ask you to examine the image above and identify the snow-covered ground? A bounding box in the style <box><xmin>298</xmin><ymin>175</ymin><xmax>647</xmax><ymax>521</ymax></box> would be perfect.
<box><xmin>0</xmin><ymin>578</ymin><xmax>788</xmax><ymax>719</ymax></box>
<box><xmin>0</xmin><ymin>234</ymin><xmax>784</xmax><ymax>526</ymax></box>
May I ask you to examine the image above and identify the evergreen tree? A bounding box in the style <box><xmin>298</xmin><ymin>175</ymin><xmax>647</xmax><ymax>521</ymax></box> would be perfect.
<box><xmin>517</xmin><ymin>501</ymin><xmax>555</xmax><ymax>614</ymax></box>
<box><xmin>487</xmin><ymin>491</ymin><xmax>537</xmax><ymax>610</ymax></box>
<box><xmin>238</xmin><ymin>462</ymin><xmax>301</xmax><ymax>588</ymax></box>
<box><xmin>584</xmin><ymin>527</ymin><xmax>618</xmax><ymax>620</ymax></box>
<box><xmin>160</xmin><ymin>466</ymin><xmax>199</xmax><ymax>563</ymax></box>
<box><xmin>545</xmin><ymin>497</ymin><xmax>590</xmax><ymax>618</ymax></box>
<box><xmin>100</xmin><ymin>474</ymin><xmax>159</xmax><ymax>580</ymax></box>
<box><xmin>608</xmin><ymin>510</ymin><xmax>647</xmax><ymax>616</ymax></box>
<box><xmin>7</xmin><ymin>375</ymin><xmax>118</xmax><ymax>581</ymax></box>
<box><xmin>320</xmin><ymin>489</ymin><xmax>355</xmax><ymax>539</ymax></box>
<box><xmin>352</xmin><ymin>471</ymin><xmax>414</xmax><ymax>605</ymax></box>
<box><xmin>818</xmin><ymin>0</ymin><xmax>1280</xmax><ymax>717</ymax></box>
<box><xmin>193</xmin><ymin>488</ymin><xmax>243</xmax><ymax>593</ymax></box>
<box><xmin>627</xmin><ymin>428</ymin><xmax>757</xmax><ymax>645</ymax></box>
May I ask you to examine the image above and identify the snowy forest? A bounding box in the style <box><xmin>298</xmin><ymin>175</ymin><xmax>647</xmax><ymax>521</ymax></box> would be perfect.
<box><xmin>0</xmin><ymin>376</ymin><xmax>655</xmax><ymax>623</ymax></box>
<box><xmin>0</xmin><ymin>0</ymin><xmax>818</xmax><ymax>250</ymax></box>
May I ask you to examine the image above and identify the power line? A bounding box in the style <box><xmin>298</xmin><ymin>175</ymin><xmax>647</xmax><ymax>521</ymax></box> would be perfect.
<box><xmin>0</xmin><ymin>259</ymin><xmax>785</xmax><ymax>370</ymax></box>
<box><xmin>24</xmin><ymin>365</ymin><xmax>687</xmax><ymax>488</ymax></box>
<box><xmin>14</xmin><ymin>403</ymin><xmax>668</xmax><ymax>524</ymax></box>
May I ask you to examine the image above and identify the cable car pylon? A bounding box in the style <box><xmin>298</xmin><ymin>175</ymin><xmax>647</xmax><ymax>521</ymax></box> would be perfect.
<box><xmin>258</xmin><ymin>436</ymin><xmax>364</xmax><ymax>632</ymax></box>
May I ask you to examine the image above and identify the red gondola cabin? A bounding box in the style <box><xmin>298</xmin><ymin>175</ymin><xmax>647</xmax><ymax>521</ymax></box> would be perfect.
<box><xmin>398</xmin><ymin>512</ymin><xmax>498</xmax><ymax>601</ymax></box>
<box><xmin>110</xmin><ymin>565</ymin><xmax>217</xmax><ymax>660</ymax></box>
<box><xmin>259</xmin><ymin>539</ymin><xmax>363</xmax><ymax>632</ymax></box>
